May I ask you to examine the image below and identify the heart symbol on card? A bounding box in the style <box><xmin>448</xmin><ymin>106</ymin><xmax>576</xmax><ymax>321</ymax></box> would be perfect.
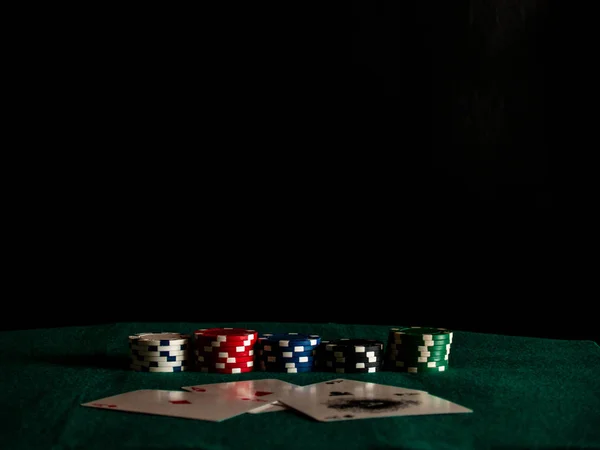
<box><xmin>191</xmin><ymin>388</ymin><xmax>207</xmax><ymax>392</ymax></box>
<box><xmin>254</xmin><ymin>391</ymin><xmax>273</xmax><ymax>397</ymax></box>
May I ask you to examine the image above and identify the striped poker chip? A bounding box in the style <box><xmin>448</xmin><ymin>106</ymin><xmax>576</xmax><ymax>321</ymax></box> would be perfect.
<box><xmin>259</xmin><ymin>343</ymin><xmax>316</xmax><ymax>353</ymax></box>
<box><xmin>389</xmin><ymin>327</ymin><xmax>453</xmax><ymax>342</ymax></box>
<box><xmin>130</xmin><ymin>359</ymin><xmax>190</xmax><ymax>368</ymax></box>
<box><xmin>131</xmin><ymin>349</ymin><xmax>188</xmax><ymax>357</ymax></box>
<box><xmin>129</xmin><ymin>332</ymin><xmax>190</xmax><ymax>346</ymax></box>
<box><xmin>258</xmin><ymin>349</ymin><xmax>315</xmax><ymax>358</ymax></box>
<box><xmin>324</xmin><ymin>339</ymin><xmax>384</xmax><ymax>354</ymax></box>
<box><xmin>195</xmin><ymin>348</ymin><xmax>254</xmax><ymax>358</ymax></box>
<box><xmin>196</xmin><ymin>360</ymin><xmax>254</xmax><ymax>369</ymax></box>
<box><xmin>130</xmin><ymin>364</ymin><xmax>188</xmax><ymax>373</ymax></box>
<box><xmin>195</xmin><ymin>354</ymin><xmax>255</xmax><ymax>364</ymax></box>
<box><xmin>261</xmin><ymin>360</ymin><xmax>313</xmax><ymax>369</ymax></box>
<box><xmin>264</xmin><ymin>355</ymin><xmax>313</xmax><ymax>364</ymax></box>
<box><xmin>392</xmin><ymin>365</ymin><xmax>447</xmax><ymax>373</ymax></box>
<box><xmin>324</xmin><ymin>360</ymin><xmax>380</xmax><ymax>369</ymax></box>
<box><xmin>194</xmin><ymin>328</ymin><xmax>258</xmax><ymax>342</ymax></box>
<box><xmin>259</xmin><ymin>364</ymin><xmax>313</xmax><ymax>373</ymax></box>
<box><xmin>131</xmin><ymin>354</ymin><xmax>187</xmax><ymax>362</ymax></box>
<box><xmin>194</xmin><ymin>337</ymin><xmax>254</xmax><ymax>348</ymax></box>
<box><xmin>197</xmin><ymin>366</ymin><xmax>254</xmax><ymax>374</ymax></box>
<box><xmin>198</xmin><ymin>344</ymin><xmax>251</xmax><ymax>354</ymax></box>
<box><xmin>387</xmin><ymin>342</ymin><xmax>451</xmax><ymax>352</ymax></box>
<box><xmin>129</xmin><ymin>344</ymin><xmax>188</xmax><ymax>352</ymax></box>
<box><xmin>390</xmin><ymin>360</ymin><xmax>448</xmax><ymax>368</ymax></box>
<box><xmin>258</xmin><ymin>333</ymin><xmax>321</xmax><ymax>347</ymax></box>
<box><xmin>328</xmin><ymin>366</ymin><xmax>380</xmax><ymax>374</ymax></box>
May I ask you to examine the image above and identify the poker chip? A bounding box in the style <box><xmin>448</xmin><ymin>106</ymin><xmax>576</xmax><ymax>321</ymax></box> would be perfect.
<box><xmin>196</xmin><ymin>360</ymin><xmax>254</xmax><ymax>369</ymax></box>
<box><xmin>130</xmin><ymin>364</ymin><xmax>188</xmax><ymax>372</ymax></box>
<box><xmin>131</xmin><ymin>359</ymin><xmax>190</xmax><ymax>368</ymax></box>
<box><xmin>324</xmin><ymin>339</ymin><xmax>384</xmax><ymax>354</ymax></box>
<box><xmin>255</xmin><ymin>333</ymin><xmax>319</xmax><ymax>373</ymax></box>
<box><xmin>314</xmin><ymin>339</ymin><xmax>384</xmax><ymax>373</ymax></box>
<box><xmin>131</xmin><ymin>349</ymin><xmax>188</xmax><ymax>357</ymax></box>
<box><xmin>327</xmin><ymin>366</ymin><xmax>380</xmax><ymax>373</ymax></box>
<box><xmin>258</xmin><ymin>349</ymin><xmax>315</xmax><ymax>358</ymax></box>
<box><xmin>393</xmin><ymin>365</ymin><xmax>448</xmax><ymax>373</ymax></box>
<box><xmin>259</xmin><ymin>364</ymin><xmax>313</xmax><ymax>373</ymax></box>
<box><xmin>384</xmin><ymin>327</ymin><xmax>453</xmax><ymax>373</ymax></box>
<box><xmin>195</xmin><ymin>354</ymin><xmax>255</xmax><ymax>364</ymax></box>
<box><xmin>131</xmin><ymin>354</ymin><xmax>187</xmax><ymax>362</ymax></box>
<box><xmin>129</xmin><ymin>344</ymin><xmax>188</xmax><ymax>352</ymax></box>
<box><xmin>259</xmin><ymin>333</ymin><xmax>321</xmax><ymax>347</ymax></box>
<box><xmin>324</xmin><ymin>360</ymin><xmax>380</xmax><ymax>369</ymax></box>
<box><xmin>129</xmin><ymin>332</ymin><xmax>190</xmax><ymax>346</ymax></box>
<box><xmin>260</xmin><ymin>343</ymin><xmax>316</xmax><ymax>353</ymax></box>
<box><xmin>194</xmin><ymin>328</ymin><xmax>258</xmax><ymax>342</ymax></box>
<box><xmin>195</xmin><ymin>348</ymin><xmax>255</xmax><ymax>358</ymax></box>
<box><xmin>128</xmin><ymin>333</ymin><xmax>191</xmax><ymax>372</ymax></box>
<box><xmin>197</xmin><ymin>366</ymin><xmax>254</xmax><ymax>374</ymax></box>
<box><xmin>263</xmin><ymin>355</ymin><xmax>313</xmax><ymax>364</ymax></box>
<box><xmin>389</xmin><ymin>327</ymin><xmax>453</xmax><ymax>342</ymax></box>
<box><xmin>261</xmin><ymin>360</ymin><xmax>314</xmax><ymax>369</ymax></box>
<box><xmin>194</xmin><ymin>336</ymin><xmax>255</xmax><ymax>348</ymax></box>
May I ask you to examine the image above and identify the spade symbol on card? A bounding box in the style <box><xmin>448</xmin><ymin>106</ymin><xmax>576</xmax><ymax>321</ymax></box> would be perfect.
<box><xmin>329</xmin><ymin>391</ymin><xmax>353</xmax><ymax>397</ymax></box>
<box><xmin>325</xmin><ymin>380</ymin><xmax>344</xmax><ymax>385</ymax></box>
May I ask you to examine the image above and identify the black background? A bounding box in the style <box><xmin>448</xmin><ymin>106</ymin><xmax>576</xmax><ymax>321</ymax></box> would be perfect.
<box><xmin>4</xmin><ymin>2</ymin><xmax>598</xmax><ymax>343</ymax></box>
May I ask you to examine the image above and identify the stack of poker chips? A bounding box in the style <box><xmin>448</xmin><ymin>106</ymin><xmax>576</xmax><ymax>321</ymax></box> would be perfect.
<box><xmin>384</xmin><ymin>327</ymin><xmax>453</xmax><ymax>373</ymax></box>
<box><xmin>256</xmin><ymin>333</ymin><xmax>320</xmax><ymax>373</ymax></box>
<box><xmin>129</xmin><ymin>332</ymin><xmax>191</xmax><ymax>372</ymax></box>
<box><xmin>193</xmin><ymin>328</ymin><xmax>258</xmax><ymax>374</ymax></box>
<box><xmin>314</xmin><ymin>338</ymin><xmax>384</xmax><ymax>373</ymax></box>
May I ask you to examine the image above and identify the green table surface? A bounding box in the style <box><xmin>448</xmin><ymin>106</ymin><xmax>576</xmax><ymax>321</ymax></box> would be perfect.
<box><xmin>1</xmin><ymin>322</ymin><xmax>599</xmax><ymax>450</ymax></box>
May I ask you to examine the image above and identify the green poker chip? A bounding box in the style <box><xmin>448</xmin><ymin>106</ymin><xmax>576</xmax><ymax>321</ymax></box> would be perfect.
<box><xmin>387</xmin><ymin>354</ymin><xmax>449</xmax><ymax>364</ymax></box>
<box><xmin>390</xmin><ymin>365</ymin><xmax>449</xmax><ymax>373</ymax></box>
<box><xmin>388</xmin><ymin>327</ymin><xmax>453</xmax><ymax>341</ymax></box>
<box><xmin>387</xmin><ymin>359</ymin><xmax>448</xmax><ymax>369</ymax></box>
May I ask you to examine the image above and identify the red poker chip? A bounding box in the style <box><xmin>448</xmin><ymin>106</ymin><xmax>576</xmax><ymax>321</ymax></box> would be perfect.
<box><xmin>195</xmin><ymin>354</ymin><xmax>255</xmax><ymax>364</ymax></box>
<box><xmin>195</xmin><ymin>348</ymin><xmax>255</xmax><ymax>358</ymax></box>
<box><xmin>196</xmin><ymin>365</ymin><xmax>255</xmax><ymax>374</ymax></box>
<box><xmin>194</xmin><ymin>345</ymin><xmax>255</xmax><ymax>354</ymax></box>
<box><xmin>194</xmin><ymin>336</ymin><xmax>256</xmax><ymax>348</ymax></box>
<box><xmin>194</xmin><ymin>328</ymin><xmax>258</xmax><ymax>342</ymax></box>
<box><xmin>196</xmin><ymin>360</ymin><xmax>254</xmax><ymax>369</ymax></box>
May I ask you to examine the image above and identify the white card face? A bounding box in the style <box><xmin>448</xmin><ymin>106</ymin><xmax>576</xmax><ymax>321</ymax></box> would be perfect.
<box><xmin>182</xmin><ymin>379</ymin><xmax>296</xmax><ymax>413</ymax></box>
<box><xmin>276</xmin><ymin>378</ymin><xmax>472</xmax><ymax>422</ymax></box>
<box><xmin>81</xmin><ymin>389</ymin><xmax>272</xmax><ymax>422</ymax></box>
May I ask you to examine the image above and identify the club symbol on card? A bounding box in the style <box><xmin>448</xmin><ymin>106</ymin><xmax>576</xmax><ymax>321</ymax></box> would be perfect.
<box><xmin>169</xmin><ymin>400</ymin><xmax>192</xmax><ymax>405</ymax></box>
<box><xmin>329</xmin><ymin>391</ymin><xmax>353</xmax><ymax>397</ymax></box>
<box><xmin>92</xmin><ymin>403</ymin><xmax>117</xmax><ymax>408</ymax></box>
<box><xmin>325</xmin><ymin>380</ymin><xmax>344</xmax><ymax>385</ymax></box>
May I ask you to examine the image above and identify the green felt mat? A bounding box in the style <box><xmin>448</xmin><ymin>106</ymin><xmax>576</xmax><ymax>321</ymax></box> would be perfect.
<box><xmin>1</xmin><ymin>322</ymin><xmax>599</xmax><ymax>449</ymax></box>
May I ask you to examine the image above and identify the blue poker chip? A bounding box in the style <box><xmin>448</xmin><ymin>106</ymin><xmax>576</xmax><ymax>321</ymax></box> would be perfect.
<box><xmin>262</xmin><ymin>355</ymin><xmax>314</xmax><ymax>364</ymax></box>
<box><xmin>259</xmin><ymin>333</ymin><xmax>321</xmax><ymax>348</ymax></box>
<box><xmin>259</xmin><ymin>349</ymin><xmax>315</xmax><ymax>358</ymax></box>
<box><xmin>259</xmin><ymin>364</ymin><xmax>313</xmax><ymax>373</ymax></box>
<box><xmin>260</xmin><ymin>360</ymin><xmax>314</xmax><ymax>369</ymax></box>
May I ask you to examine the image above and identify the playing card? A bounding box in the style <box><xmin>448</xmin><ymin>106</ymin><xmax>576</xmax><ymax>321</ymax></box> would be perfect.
<box><xmin>182</xmin><ymin>379</ymin><xmax>295</xmax><ymax>413</ymax></box>
<box><xmin>81</xmin><ymin>389</ymin><xmax>273</xmax><ymax>422</ymax></box>
<box><xmin>276</xmin><ymin>378</ymin><xmax>472</xmax><ymax>422</ymax></box>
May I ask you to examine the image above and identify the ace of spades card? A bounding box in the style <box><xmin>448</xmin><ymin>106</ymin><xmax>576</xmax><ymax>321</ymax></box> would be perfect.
<box><xmin>276</xmin><ymin>379</ymin><xmax>472</xmax><ymax>422</ymax></box>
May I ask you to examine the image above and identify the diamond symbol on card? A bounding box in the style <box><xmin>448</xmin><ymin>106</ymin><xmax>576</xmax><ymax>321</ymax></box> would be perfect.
<box><xmin>169</xmin><ymin>400</ymin><xmax>192</xmax><ymax>405</ymax></box>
